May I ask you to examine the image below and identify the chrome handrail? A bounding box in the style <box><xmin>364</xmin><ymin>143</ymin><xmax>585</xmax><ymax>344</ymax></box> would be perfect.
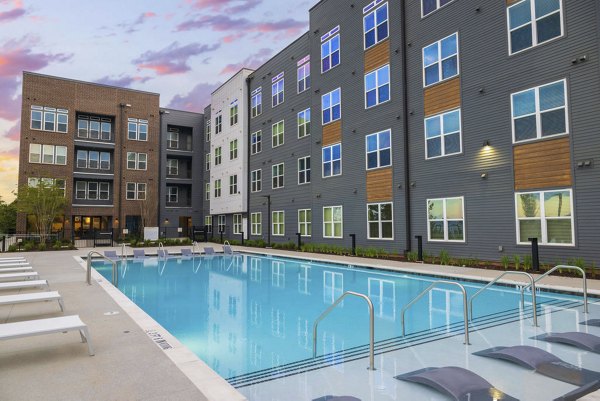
<box><xmin>158</xmin><ymin>242</ymin><xmax>165</xmax><ymax>258</ymax></box>
<box><xmin>313</xmin><ymin>291</ymin><xmax>375</xmax><ymax>370</ymax></box>
<box><xmin>401</xmin><ymin>280</ymin><xmax>470</xmax><ymax>345</ymax></box>
<box><xmin>120</xmin><ymin>243</ymin><xmax>129</xmax><ymax>259</ymax></box>
<box><xmin>469</xmin><ymin>271</ymin><xmax>537</xmax><ymax>326</ymax></box>
<box><xmin>522</xmin><ymin>265</ymin><xmax>587</xmax><ymax>313</ymax></box>
<box><xmin>192</xmin><ymin>241</ymin><xmax>198</xmax><ymax>256</ymax></box>
<box><xmin>86</xmin><ymin>251</ymin><xmax>118</xmax><ymax>287</ymax></box>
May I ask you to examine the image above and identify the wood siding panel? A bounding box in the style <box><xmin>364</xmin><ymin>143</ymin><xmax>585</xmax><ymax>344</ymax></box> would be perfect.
<box><xmin>506</xmin><ymin>0</ymin><xmax>520</xmax><ymax>6</ymax></box>
<box><xmin>365</xmin><ymin>40</ymin><xmax>390</xmax><ymax>73</ymax></box>
<box><xmin>367</xmin><ymin>168</ymin><xmax>393</xmax><ymax>202</ymax></box>
<box><xmin>424</xmin><ymin>77</ymin><xmax>461</xmax><ymax>116</ymax></box>
<box><xmin>322</xmin><ymin>120</ymin><xmax>342</xmax><ymax>146</ymax></box>
<box><xmin>514</xmin><ymin>137</ymin><xmax>572</xmax><ymax>190</ymax></box>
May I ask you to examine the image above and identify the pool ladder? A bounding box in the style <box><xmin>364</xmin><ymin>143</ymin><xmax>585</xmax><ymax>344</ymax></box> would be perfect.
<box><xmin>523</xmin><ymin>265</ymin><xmax>588</xmax><ymax>314</ymax></box>
<box><xmin>86</xmin><ymin>250</ymin><xmax>118</xmax><ymax>287</ymax></box>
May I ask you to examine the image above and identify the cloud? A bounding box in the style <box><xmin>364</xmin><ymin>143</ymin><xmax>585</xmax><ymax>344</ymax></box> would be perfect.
<box><xmin>0</xmin><ymin>7</ymin><xmax>24</xmax><ymax>21</ymax></box>
<box><xmin>177</xmin><ymin>15</ymin><xmax>307</xmax><ymax>39</ymax></box>
<box><xmin>133</xmin><ymin>42</ymin><xmax>220</xmax><ymax>75</ymax></box>
<box><xmin>5</xmin><ymin>121</ymin><xmax>19</xmax><ymax>141</ymax></box>
<box><xmin>118</xmin><ymin>11</ymin><xmax>158</xmax><ymax>33</ymax></box>
<box><xmin>168</xmin><ymin>82</ymin><xmax>220</xmax><ymax>112</ymax></box>
<box><xmin>220</xmin><ymin>48</ymin><xmax>272</xmax><ymax>75</ymax></box>
<box><xmin>186</xmin><ymin>0</ymin><xmax>262</xmax><ymax>14</ymax></box>
<box><xmin>95</xmin><ymin>74</ymin><xmax>152</xmax><ymax>87</ymax></box>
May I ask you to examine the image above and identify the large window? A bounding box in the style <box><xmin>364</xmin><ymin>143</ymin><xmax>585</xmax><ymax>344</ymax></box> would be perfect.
<box><xmin>167</xmin><ymin>186</ymin><xmax>178</xmax><ymax>203</ymax></box>
<box><xmin>233</xmin><ymin>214</ymin><xmax>242</xmax><ymax>235</ymax></box>
<box><xmin>364</xmin><ymin>2</ymin><xmax>388</xmax><ymax>49</ymax></box>
<box><xmin>251</xmin><ymin>88</ymin><xmax>262</xmax><ymax>118</ymax></box>
<box><xmin>272</xmin><ymin>120</ymin><xmax>284</xmax><ymax>148</ymax></box>
<box><xmin>78</xmin><ymin>116</ymin><xmax>111</xmax><ymax>140</ymax></box>
<box><xmin>322</xmin><ymin>88</ymin><xmax>341</xmax><ymax>125</ymax></box>
<box><xmin>251</xmin><ymin>169</ymin><xmax>262</xmax><ymax>192</ymax></box>
<box><xmin>76</xmin><ymin>150</ymin><xmax>111</xmax><ymax>170</ymax></box>
<box><xmin>272</xmin><ymin>211</ymin><xmax>285</xmax><ymax>236</ymax></box>
<box><xmin>298</xmin><ymin>156</ymin><xmax>311</xmax><ymax>185</ymax></box>
<box><xmin>297</xmin><ymin>58</ymin><xmax>310</xmax><ymax>93</ymax></box>
<box><xmin>230</xmin><ymin>139</ymin><xmax>238</xmax><ymax>160</ymax></box>
<box><xmin>511</xmin><ymin>79</ymin><xmax>567</xmax><ymax>143</ymax></box>
<box><xmin>272</xmin><ymin>75</ymin><xmax>284</xmax><ymax>107</ymax></box>
<box><xmin>427</xmin><ymin>197</ymin><xmax>465</xmax><ymax>242</ymax></box>
<box><xmin>126</xmin><ymin>183</ymin><xmax>146</xmax><ymax>200</ymax></box>
<box><xmin>215</xmin><ymin>147</ymin><xmax>222</xmax><ymax>166</ymax></box>
<box><xmin>423</xmin><ymin>33</ymin><xmax>459</xmax><ymax>87</ymax></box>
<box><xmin>298</xmin><ymin>109</ymin><xmax>311</xmax><ymax>138</ymax></box>
<box><xmin>366</xmin><ymin>130</ymin><xmax>391</xmax><ymax>169</ymax></box>
<box><xmin>321</xmin><ymin>29</ymin><xmax>340</xmax><ymax>73</ymax></box>
<box><xmin>323</xmin><ymin>206</ymin><xmax>343</xmax><ymax>238</ymax></box>
<box><xmin>29</xmin><ymin>144</ymin><xmax>67</xmax><ymax>165</ymax></box>
<box><xmin>272</xmin><ymin>163</ymin><xmax>284</xmax><ymax>189</ymax></box>
<box><xmin>128</xmin><ymin>118</ymin><xmax>148</xmax><ymax>141</ymax></box>
<box><xmin>205</xmin><ymin>120</ymin><xmax>211</xmax><ymax>142</ymax></box>
<box><xmin>167</xmin><ymin>159</ymin><xmax>179</xmax><ymax>176</ymax></box>
<box><xmin>251</xmin><ymin>212</ymin><xmax>262</xmax><ymax>235</ymax></box>
<box><xmin>205</xmin><ymin>153</ymin><xmax>210</xmax><ymax>171</ymax></box>
<box><xmin>515</xmin><ymin>189</ymin><xmax>573</xmax><ymax>245</ymax></box>
<box><xmin>167</xmin><ymin>129</ymin><xmax>179</xmax><ymax>149</ymax></box>
<box><xmin>229</xmin><ymin>175</ymin><xmax>238</xmax><ymax>195</ymax></box>
<box><xmin>215</xmin><ymin>115</ymin><xmax>222</xmax><ymax>134</ymax></box>
<box><xmin>230</xmin><ymin>104</ymin><xmax>238</xmax><ymax>126</ymax></box>
<box><xmin>365</xmin><ymin>65</ymin><xmax>390</xmax><ymax>108</ymax></box>
<box><xmin>31</xmin><ymin>106</ymin><xmax>68</xmax><ymax>133</ymax></box>
<box><xmin>508</xmin><ymin>0</ymin><xmax>563</xmax><ymax>55</ymax></box>
<box><xmin>126</xmin><ymin>152</ymin><xmax>147</xmax><ymax>170</ymax></box>
<box><xmin>214</xmin><ymin>179</ymin><xmax>221</xmax><ymax>198</ymax></box>
<box><xmin>425</xmin><ymin>109</ymin><xmax>461</xmax><ymax>158</ymax></box>
<box><xmin>205</xmin><ymin>215</ymin><xmax>213</xmax><ymax>233</ymax></box>
<box><xmin>251</xmin><ymin>131</ymin><xmax>262</xmax><ymax>154</ymax></box>
<box><xmin>422</xmin><ymin>0</ymin><xmax>454</xmax><ymax>17</ymax></box>
<box><xmin>75</xmin><ymin>181</ymin><xmax>110</xmax><ymax>201</ymax></box>
<box><xmin>367</xmin><ymin>203</ymin><xmax>393</xmax><ymax>240</ymax></box>
<box><xmin>28</xmin><ymin>177</ymin><xmax>66</xmax><ymax>196</ymax></box>
<box><xmin>218</xmin><ymin>215</ymin><xmax>226</xmax><ymax>233</ymax></box>
<box><xmin>205</xmin><ymin>183</ymin><xmax>210</xmax><ymax>200</ymax></box>
<box><xmin>323</xmin><ymin>143</ymin><xmax>342</xmax><ymax>178</ymax></box>
<box><xmin>298</xmin><ymin>209</ymin><xmax>311</xmax><ymax>237</ymax></box>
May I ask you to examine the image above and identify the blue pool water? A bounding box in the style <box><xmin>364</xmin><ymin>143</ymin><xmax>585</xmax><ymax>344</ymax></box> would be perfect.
<box><xmin>93</xmin><ymin>254</ymin><xmax>579</xmax><ymax>380</ymax></box>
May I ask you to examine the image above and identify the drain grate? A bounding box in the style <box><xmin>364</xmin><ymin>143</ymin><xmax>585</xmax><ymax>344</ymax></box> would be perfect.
<box><xmin>146</xmin><ymin>329</ymin><xmax>173</xmax><ymax>350</ymax></box>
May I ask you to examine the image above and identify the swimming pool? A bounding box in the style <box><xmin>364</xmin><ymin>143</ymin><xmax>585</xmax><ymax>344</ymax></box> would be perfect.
<box><xmin>92</xmin><ymin>253</ymin><xmax>583</xmax><ymax>385</ymax></box>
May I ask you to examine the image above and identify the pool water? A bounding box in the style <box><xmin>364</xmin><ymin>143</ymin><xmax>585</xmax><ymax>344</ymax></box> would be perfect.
<box><xmin>92</xmin><ymin>254</ymin><xmax>578</xmax><ymax>380</ymax></box>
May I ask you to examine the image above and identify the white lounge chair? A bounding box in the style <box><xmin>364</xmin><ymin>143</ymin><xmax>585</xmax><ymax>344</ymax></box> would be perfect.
<box><xmin>0</xmin><ymin>262</ymin><xmax>30</xmax><ymax>267</ymax></box>
<box><xmin>0</xmin><ymin>291</ymin><xmax>64</xmax><ymax>311</ymax></box>
<box><xmin>0</xmin><ymin>258</ymin><xmax>26</xmax><ymax>262</ymax></box>
<box><xmin>0</xmin><ymin>267</ymin><xmax>33</xmax><ymax>273</ymax></box>
<box><xmin>0</xmin><ymin>315</ymin><xmax>94</xmax><ymax>356</ymax></box>
<box><xmin>0</xmin><ymin>263</ymin><xmax>31</xmax><ymax>269</ymax></box>
<box><xmin>0</xmin><ymin>272</ymin><xmax>39</xmax><ymax>282</ymax></box>
<box><xmin>0</xmin><ymin>280</ymin><xmax>49</xmax><ymax>291</ymax></box>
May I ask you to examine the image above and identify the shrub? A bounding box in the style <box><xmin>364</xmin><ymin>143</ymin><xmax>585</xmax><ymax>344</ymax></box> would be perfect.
<box><xmin>439</xmin><ymin>249</ymin><xmax>450</xmax><ymax>265</ymax></box>
<box><xmin>37</xmin><ymin>242</ymin><xmax>47</xmax><ymax>251</ymax></box>
<box><xmin>522</xmin><ymin>254</ymin><xmax>532</xmax><ymax>271</ymax></box>
<box><xmin>501</xmin><ymin>255</ymin><xmax>510</xmax><ymax>269</ymax></box>
<box><xmin>406</xmin><ymin>251</ymin><xmax>418</xmax><ymax>262</ymax></box>
<box><xmin>513</xmin><ymin>255</ymin><xmax>521</xmax><ymax>270</ymax></box>
<box><xmin>23</xmin><ymin>242</ymin><xmax>35</xmax><ymax>252</ymax></box>
<box><xmin>567</xmin><ymin>257</ymin><xmax>585</xmax><ymax>269</ymax></box>
<box><xmin>8</xmin><ymin>244</ymin><xmax>17</xmax><ymax>252</ymax></box>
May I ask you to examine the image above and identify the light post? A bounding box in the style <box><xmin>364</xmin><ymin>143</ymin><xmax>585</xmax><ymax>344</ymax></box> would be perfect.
<box><xmin>261</xmin><ymin>195</ymin><xmax>271</xmax><ymax>247</ymax></box>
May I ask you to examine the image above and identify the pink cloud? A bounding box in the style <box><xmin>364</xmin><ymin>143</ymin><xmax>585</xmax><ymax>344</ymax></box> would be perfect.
<box><xmin>168</xmin><ymin>82</ymin><xmax>220</xmax><ymax>112</ymax></box>
<box><xmin>133</xmin><ymin>42</ymin><xmax>220</xmax><ymax>75</ymax></box>
<box><xmin>0</xmin><ymin>7</ymin><xmax>24</xmax><ymax>21</ymax></box>
<box><xmin>95</xmin><ymin>74</ymin><xmax>152</xmax><ymax>87</ymax></box>
<box><xmin>177</xmin><ymin>15</ymin><xmax>307</xmax><ymax>39</ymax></box>
<box><xmin>6</xmin><ymin>121</ymin><xmax>19</xmax><ymax>141</ymax></box>
<box><xmin>186</xmin><ymin>0</ymin><xmax>261</xmax><ymax>13</ymax></box>
<box><xmin>220</xmin><ymin>48</ymin><xmax>272</xmax><ymax>75</ymax></box>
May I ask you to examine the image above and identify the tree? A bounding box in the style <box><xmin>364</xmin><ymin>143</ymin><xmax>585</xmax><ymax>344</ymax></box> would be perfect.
<box><xmin>0</xmin><ymin>197</ymin><xmax>17</xmax><ymax>234</ymax></box>
<box><xmin>15</xmin><ymin>181</ymin><xmax>67</xmax><ymax>242</ymax></box>
<box><xmin>139</xmin><ymin>181</ymin><xmax>158</xmax><ymax>230</ymax></box>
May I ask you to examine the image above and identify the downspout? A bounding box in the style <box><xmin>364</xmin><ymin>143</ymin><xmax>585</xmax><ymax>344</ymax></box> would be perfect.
<box><xmin>158</xmin><ymin>109</ymin><xmax>165</xmax><ymax>232</ymax></box>
<box><xmin>245</xmin><ymin>76</ymin><xmax>253</xmax><ymax>240</ymax></box>
<box><xmin>118</xmin><ymin>104</ymin><xmax>126</xmax><ymax>238</ymax></box>
<box><xmin>400</xmin><ymin>0</ymin><xmax>412</xmax><ymax>253</ymax></box>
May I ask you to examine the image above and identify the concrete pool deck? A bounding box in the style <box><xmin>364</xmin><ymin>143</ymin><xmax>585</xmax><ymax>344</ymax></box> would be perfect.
<box><xmin>1</xmin><ymin>244</ymin><xmax>599</xmax><ymax>400</ymax></box>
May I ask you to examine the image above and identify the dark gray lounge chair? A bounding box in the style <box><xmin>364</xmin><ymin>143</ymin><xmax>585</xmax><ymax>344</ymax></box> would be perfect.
<box><xmin>533</xmin><ymin>332</ymin><xmax>600</xmax><ymax>354</ymax></box>
<box><xmin>203</xmin><ymin>247</ymin><xmax>215</xmax><ymax>255</ymax></box>
<box><xmin>181</xmin><ymin>248</ymin><xmax>193</xmax><ymax>258</ymax></box>
<box><xmin>312</xmin><ymin>397</ymin><xmax>361</xmax><ymax>401</ymax></box>
<box><xmin>553</xmin><ymin>380</ymin><xmax>600</xmax><ymax>401</ymax></box>
<box><xmin>133</xmin><ymin>249</ymin><xmax>146</xmax><ymax>259</ymax></box>
<box><xmin>395</xmin><ymin>366</ymin><xmax>518</xmax><ymax>401</ymax></box>
<box><xmin>104</xmin><ymin>250</ymin><xmax>119</xmax><ymax>260</ymax></box>
<box><xmin>473</xmin><ymin>345</ymin><xmax>600</xmax><ymax>386</ymax></box>
<box><xmin>581</xmin><ymin>319</ymin><xmax>600</xmax><ymax>327</ymax></box>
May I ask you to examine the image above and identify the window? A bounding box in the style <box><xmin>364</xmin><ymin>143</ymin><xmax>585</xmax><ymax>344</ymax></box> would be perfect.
<box><xmin>511</xmin><ymin>79</ymin><xmax>567</xmax><ymax>143</ymax></box>
<box><xmin>205</xmin><ymin>215</ymin><xmax>213</xmax><ymax>233</ymax></box>
<box><xmin>31</xmin><ymin>106</ymin><xmax>68</xmax><ymax>133</ymax></box>
<box><xmin>272</xmin><ymin>211</ymin><xmax>285</xmax><ymax>236</ymax></box>
<box><xmin>77</xmin><ymin>150</ymin><xmax>87</xmax><ymax>168</ymax></box>
<box><xmin>127</xmin><ymin>118</ymin><xmax>148</xmax><ymax>141</ymax></box>
<box><xmin>323</xmin><ymin>143</ymin><xmax>342</xmax><ymax>178</ymax></box>
<box><xmin>167</xmin><ymin>159</ymin><xmax>179</xmax><ymax>176</ymax></box>
<box><xmin>515</xmin><ymin>189</ymin><xmax>573</xmax><ymax>245</ymax></box>
<box><xmin>251</xmin><ymin>169</ymin><xmax>262</xmax><ymax>192</ymax></box>
<box><xmin>218</xmin><ymin>215</ymin><xmax>226</xmax><ymax>233</ymax></box>
<box><xmin>42</xmin><ymin>145</ymin><xmax>54</xmax><ymax>164</ymax></box>
<box><xmin>88</xmin><ymin>151</ymin><xmax>99</xmax><ymax>169</ymax></box>
<box><xmin>206</xmin><ymin>120</ymin><xmax>211</xmax><ymax>142</ymax></box>
<box><xmin>422</xmin><ymin>0</ymin><xmax>454</xmax><ymax>17</ymax></box>
<box><xmin>230</xmin><ymin>104</ymin><xmax>239</xmax><ymax>126</ymax></box>
<box><xmin>321</xmin><ymin>29</ymin><xmax>340</xmax><ymax>73</ymax></box>
<box><xmin>251</xmin><ymin>212</ymin><xmax>262</xmax><ymax>235</ymax></box>
<box><xmin>298</xmin><ymin>109</ymin><xmax>311</xmax><ymax>138</ymax></box>
<box><xmin>366</xmin><ymin>130</ymin><xmax>391</xmax><ymax>169</ymax></box>
<box><xmin>364</xmin><ymin>2</ymin><xmax>388</xmax><ymax>49</ymax></box>
<box><xmin>89</xmin><ymin>120</ymin><xmax>100</xmax><ymax>139</ymax></box>
<box><xmin>127</xmin><ymin>152</ymin><xmax>147</xmax><ymax>170</ymax></box>
<box><xmin>76</xmin><ymin>150</ymin><xmax>110</xmax><ymax>170</ymax></box>
<box><xmin>75</xmin><ymin>181</ymin><xmax>86</xmax><ymax>200</ymax></box>
<box><xmin>423</xmin><ymin>33</ymin><xmax>459</xmax><ymax>87</ymax></box>
<box><xmin>297</xmin><ymin>58</ymin><xmax>310</xmax><ymax>93</ymax></box>
<box><xmin>206</xmin><ymin>153</ymin><xmax>211</xmax><ymax>171</ymax></box>
<box><xmin>233</xmin><ymin>214</ymin><xmax>242</xmax><ymax>235</ymax></box>
<box><xmin>28</xmin><ymin>177</ymin><xmax>66</xmax><ymax>196</ymax></box>
<box><xmin>367</xmin><ymin>203</ymin><xmax>393</xmax><ymax>239</ymax></box>
<box><xmin>251</xmin><ymin>131</ymin><xmax>262</xmax><ymax>154</ymax></box>
<box><xmin>28</xmin><ymin>144</ymin><xmax>41</xmax><ymax>163</ymax></box>
<box><xmin>272</xmin><ymin>75</ymin><xmax>284</xmax><ymax>107</ymax></box>
<box><xmin>322</xmin><ymin>88</ymin><xmax>341</xmax><ymax>125</ymax></box>
<box><xmin>323</xmin><ymin>206</ymin><xmax>343</xmax><ymax>238</ymax></box>
<box><xmin>214</xmin><ymin>179</ymin><xmax>222</xmax><ymax>198</ymax></box>
<box><xmin>251</xmin><ymin>88</ymin><xmax>262</xmax><ymax>118</ymax></box>
<box><xmin>298</xmin><ymin>156</ymin><xmax>311</xmax><ymax>185</ymax></box>
<box><xmin>229</xmin><ymin>175</ymin><xmax>238</xmax><ymax>195</ymax></box>
<box><xmin>427</xmin><ymin>197</ymin><xmax>465</xmax><ymax>242</ymax></box>
<box><xmin>205</xmin><ymin>183</ymin><xmax>210</xmax><ymax>200</ymax></box>
<box><xmin>425</xmin><ymin>109</ymin><xmax>462</xmax><ymax>158</ymax></box>
<box><xmin>100</xmin><ymin>152</ymin><xmax>110</xmax><ymax>170</ymax></box>
<box><xmin>77</xmin><ymin>116</ymin><xmax>111</xmax><ymax>140</ymax></box>
<box><xmin>215</xmin><ymin>115</ymin><xmax>222</xmax><ymax>134</ymax></box>
<box><xmin>215</xmin><ymin>147</ymin><xmax>222</xmax><ymax>166</ymax></box>
<box><xmin>365</xmin><ymin>65</ymin><xmax>390</xmax><ymax>108</ymax></box>
<box><xmin>229</xmin><ymin>139</ymin><xmax>238</xmax><ymax>160</ymax></box>
<box><xmin>126</xmin><ymin>183</ymin><xmax>146</xmax><ymax>200</ymax></box>
<box><xmin>101</xmin><ymin>121</ymin><xmax>111</xmax><ymax>140</ymax></box>
<box><xmin>168</xmin><ymin>130</ymin><xmax>179</xmax><ymax>149</ymax></box>
<box><xmin>167</xmin><ymin>186</ymin><xmax>178</xmax><ymax>203</ymax></box>
<box><xmin>272</xmin><ymin>120</ymin><xmax>284</xmax><ymax>148</ymax></box>
<box><xmin>298</xmin><ymin>209</ymin><xmax>311</xmax><ymax>237</ymax></box>
<box><xmin>29</xmin><ymin>144</ymin><xmax>67</xmax><ymax>165</ymax></box>
<box><xmin>137</xmin><ymin>183</ymin><xmax>146</xmax><ymax>200</ymax></box>
<box><xmin>272</xmin><ymin>163</ymin><xmax>284</xmax><ymax>189</ymax></box>
<box><xmin>508</xmin><ymin>0</ymin><xmax>563</xmax><ymax>55</ymax></box>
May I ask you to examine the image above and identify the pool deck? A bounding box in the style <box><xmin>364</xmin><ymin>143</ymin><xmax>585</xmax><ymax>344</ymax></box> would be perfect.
<box><xmin>0</xmin><ymin>244</ymin><xmax>599</xmax><ymax>401</ymax></box>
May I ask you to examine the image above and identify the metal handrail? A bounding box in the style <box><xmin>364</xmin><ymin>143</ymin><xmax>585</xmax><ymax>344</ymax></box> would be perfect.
<box><xmin>469</xmin><ymin>271</ymin><xmax>537</xmax><ymax>326</ymax></box>
<box><xmin>401</xmin><ymin>280</ymin><xmax>470</xmax><ymax>345</ymax></box>
<box><xmin>86</xmin><ymin>251</ymin><xmax>118</xmax><ymax>287</ymax></box>
<box><xmin>158</xmin><ymin>242</ymin><xmax>165</xmax><ymax>258</ymax></box>
<box><xmin>522</xmin><ymin>265</ymin><xmax>588</xmax><ymax>313</ymax></box>
<box><xmin>192</xmin><ymin>241</ymin><xmax>199</xmax><ymax>256</ymax></box>
<box><xmin>313</xmin><ymin>291</ymin><xmax>375</xmax><ymax>370</ymax></box>
<box><xmin>120</xmin><ymin>243</ymin><xmax>129</xmax><ymax>259</ymax></box>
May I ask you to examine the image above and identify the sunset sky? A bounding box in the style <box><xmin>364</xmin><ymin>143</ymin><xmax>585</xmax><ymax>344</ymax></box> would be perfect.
<box><xmin>0</xmin><ymin>0</ymin><xmax>314</xmax><ymax>202</ymax></box>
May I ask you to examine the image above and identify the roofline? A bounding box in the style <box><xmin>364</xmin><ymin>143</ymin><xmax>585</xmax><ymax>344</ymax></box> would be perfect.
<box><xmin>248</xmin><ymin>31</ymin><xmax>310</xmax><ymax>81</ymax></box>
<box><xmin>210</xmin><ymin>68</ymin><xmax>255</xmax><ymax>95</ymax></box>
<box><xmin>309</xmin><ymin>0</ymin><xmax>329</xmax><ymax>12</ymax></box>
<box><xmin>23</xmin><ymin>71</ymin><xmax>160</xmax><ymax>97</ymax></box>
<box><xmin>160</xmin><ymin>107</ymin><xmax>204</xmax><ymax>116</ymax></box>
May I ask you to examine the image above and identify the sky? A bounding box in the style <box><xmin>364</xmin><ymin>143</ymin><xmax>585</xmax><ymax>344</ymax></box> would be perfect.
<box><xmin>0</xmin><ymin>0</ymin><xmax>315</xmax><ymax>202</ymax></box>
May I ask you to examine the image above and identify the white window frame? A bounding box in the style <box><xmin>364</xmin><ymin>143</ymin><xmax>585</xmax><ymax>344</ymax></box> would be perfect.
<box><xmin>230</xmin><ymin>104</ymin><xmax>239</xmax><ymax>126</ymax></box>
<box><xmin>321</xmin><ymin>88</ymin><xmax>341</xmax><ymax>125</ymax></box>
<box><xmin>100</xmin><ymin>152</ymin><xmax>110</xmax><ymax>170</ymax></box>
<box><xmin>322</xmin><ymin>143</ymin><xmax>342</xmax><ymax>178</ymax></box>
<box><xmin>251</xmin><ymin>169</ymin><xmax>262</xmax><ymax>193</ymax></box>
<box><xmin>297</xmin><ymin>108</ymin><xmax>311</xmax><ymax>138</ymax></box>
<box><xmin>205</xmin><ymin>183</ymin><xmax>210</xmax><ymax>200</ymax></box>
<box><xmin>251</xmin><ymin>131</ymin><xmax>262</xmax><ymax>154</ymax></box>
<box><xmin>251</xmin><ymin>91</ymin><xmax>262</xmax><ymax>118</ymax></box>
<box><xmin>422</xmin><ymin>32</ymin><xmax>459</xmax><ymax>88</ymax></box>
<box><xmin>218</xmin><ymin>215</ymin><xmax>226</xmax><ymax>233</ymax></box>
<box><xmin>75</xmin><ymin>181</ymin><xmax>86</xmax><ymax>200</ymax></box>
<box><xmin>167</xmin><ymin>159</ymin><xmax>179</xmax><ymax>176</ymax></box>
<box><xmin>507</xmin><ymin>0</ymin><xmax>564</xmax><ymax>56</ymax></box>
<box><xmin>272</xmin><ymin>78</ymin><xmax>284</xmax><ymax>108</ymax></box>
<box><xmin>367</xmin><ymin>202</ymin><xmax>394</xmax><ymax>240</ymax></box>
<box><xmin>127</xmin><ymin>119</ymin><xmax>148</xmax><ymax>141</ymax></box>
<box><xmin>321</xmin><ymin>33</ymin><xmax>340</xmax><ymax>74</ymax></box>
<box><xmin>323</xmin><ymin>206</ymin><xmax>343</xmax><ymax>239</ymax></box>
<box><xmin>421</xmin><ymin>0</ymin><xmax>456</xmax><ymax>18</ymax></box>
<box><xmin>168</xmin><ymin>130</ymin><xmax>179</xmax><ymax>149</ymax></box>
<box><xmin>364</xmin><ymin>64</ymin><xmax>390</xmax><ymax>108</ymax></box>
<box><xmin>298</xmin><ymin>209</ymin><xmax>311</xmax><ymax>237</ymax></box>
<box><xmin>365</xmin><ymin>129</ymin><xmax>392</xmax><ymax>170</ymax></box>
<box><xmin>206</xmin><ymin>153</ymin><xmax>211</xmax><ymax>171</ymax></box>
<box><xmin>137</xmin><ymin>183</ymin><xmax>146</xmax><ymax>200</ymax></box>
<box><xmin>297</xmin><ymin>61</ymin><xmax>310</xmax><ymax>93</ymax></box>
<box><xmin>272</xmin><ymin>120</ymin><xmax>284</xmax><ymax>148</ymax></box>
<box><xmin>205</xmin><ymin>120</ymin><xmax>211</xmax><ymax>142</ymax></box>
<box><xmin>215</xmin><ymin>147</ymin><xmax>222</xmax><ymax>166</ymax></box>
<box><xmin>272</xmin><ymin>163</ymin><xmax>284</xmax><ymax>189</ymax></box>
<box><xmin>272</xmin><ymin>211</ymin><xmax>285</xmax><ymax>236</ymax></box>
<box><xmin>205</xmin><ymin>215</ymin><xmax>213</xmax><ymax>233</ymax></box>
<box><xmin>167</xmin><ymin>186</ymin><xmax>178</xmax><ymax>203</ymax></box>
<box><xmin>28</xmin><ymin>144</ymin><xmax>41</xmax><ymax>163</ymax></box>
<box><xmin>233</xmin><ymin>214</ymin><xmax>243</xmax><ymax>235</ymax></box>
<box><xmin>215</xmin><ymin>115</ymin><xmax>222</xmax><ymax>134</ymax></box>
<box><xmin>363</xmin><ymin>2</ymin><xmax>389</xmax><ymax>50</ymax></box>
<box><xmin>426</xmin><ymin>196</ymin><xmax>466</xmax><ymax>243</ymax></box>
<box><xmin>424</xmin><ymin>108</ymin><xmax>462</xmax><ymax>159</ymax></box>
<box><xmin>229</xmin><ymin>175</ymin><xmax>238</xmax><ymax>195</ymax></box>
<box><xmin>31</xmin><ymin>106</ymin><xmax>68</xmax><ymax>133</ymax></box>
<box><xmin>214</xmin><ymin>179</ymin><xmax>222</xmax><ymax>198</ymax></box>
<box><xmin>251</xmin><ymin>212</ymin><xmax>262</xmax><ymax>236</ymax></box>
<box><xmin>298</xmin><ymin>156</ymin><xmax>311</xmax><ymax>185</ymax></box>
<box><xmin>230</xmin><ymin>139</ymin><xmax>238</xmax><ymax>160</ymax></box>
